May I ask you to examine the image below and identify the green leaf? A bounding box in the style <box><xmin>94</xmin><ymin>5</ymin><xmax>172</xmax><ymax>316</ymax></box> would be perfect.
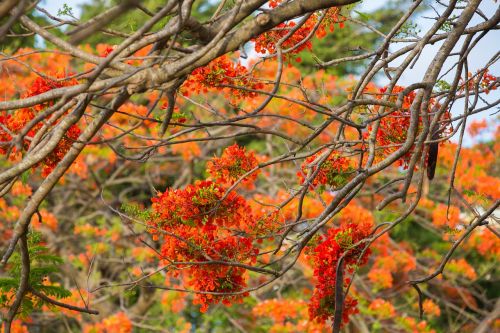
<box><xmin>20</xmin><ymin>170</ymin><xmax>31</xmax><ymax>184</ymax></box>
<box><xmin>0</xmin><ymin>232</ymin><xmax>70</xmax><ymax>317</ymax></box>
<box><xmin>57</xmin><ymin>4</ymin><xmax>74</xmax><ymax>17</ymax></box>
<box><xmin>35</xmin><ymin>285</ymin><xmax>72</xmax><ymax>299</ymax></box>
<box><xmin>353</xmin><ymin>10</ymin><xmax>371</xmax><ymax>21</ymax></box>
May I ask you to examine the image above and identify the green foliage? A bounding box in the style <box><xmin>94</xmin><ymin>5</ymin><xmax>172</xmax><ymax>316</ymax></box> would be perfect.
<box><xmin>439</xmin><ymin>15</ymin><xmax>459</xmax><ymax>32</ymax></box>
<box><xmin>0</xmin><ymin>232</ymin><xmax>70</xmax><ymax>317</ymax></box>
<box><xmin>121</xmin><ymin>202</ymin><xmax>154</xmax><ymax>221</ymax></box>
<box><xmin>0</xmin><ymin>14</ymin><xmax>49</xmax><ymax>50</ymax></box>
<box><xmin>435</xmin><ymin>79</ymin><xmax>451</xmax><ymax>92</ymax></box>
<box><xmin>20</xmin><ymin>170</ymin><xmax>31</xmax><ymax>185</ymax></box>
<box><xmin>297</xmin><ymin>0</ymin><xmax>415</xmax><ymax>76</ymax></box>
<box><xmin>396</xmin><ymin>21</ymin><xmax>421</xmax><ymax>38</ymax></box>
<box><xmin>77</xmin><ymin>0</ymin><xmax>219</xmax><ymax>45</ymax></box>
<box><xmin>57</xmin><ymin>4</ymin><xmax>75</xmax><ymax>18</ymax></box>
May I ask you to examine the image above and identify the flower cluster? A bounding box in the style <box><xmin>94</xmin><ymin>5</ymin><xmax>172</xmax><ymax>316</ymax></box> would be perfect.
<box><xmin>207</xmin><ymin>144</ymin><xmax>259</xmax><ymax>187</ymax></box>
<box><xmin>253</xmin><ymin>6</ymin><xmax>344</xmax><ymax>61</ymax></box>
<box><xmin>298</xmin><ymin>151</ymin><xmax>353</xmax><ymax>190</ymax></box>
<box><xmin>5</xmin><ymin>320</ymin><xmax>28</xmax><ymax>333</ymax></box>
<box><xmin>0</xmin><ymin>73</ymin><xmax>80</xmax><ymax>176</ymax></box>
<box><xmin>181</xmin><ymin>55</ymin><xmax>264</xmax><ymax>100</ymax></box>
<box><xmin>161</xmin><ymin>290</ymin><xmax>187</xmax><ymax>314</ymax></box>
<box><xmin>398</xmin><ymin>316</ymin><xmax>436</xmax><ymax>333</ymax></box>
<box><xmin>307</xmin><ymin>209</ymin><xmax>373</xmax><ymax>326</ymax></box>
<box><xmin>148</xmin><ymin>145</ymin><xmax>269</xmax><ymax>312</ymax></box>
<box><xmin>150</xmin><ymin>180</ymin><xmax>258</xmax><ymax>311</ymax></box>
<box><xmin>447</xmin><ymin>258</ymin><xmax>477</xmax><ymax>280</ymax></box>
<box><xmin>316</xmin><ymin>8</ymin><xmax>345</xmax><ymax>38</ymax></box>
<box><xmin>366</xmin><ymin>85</ymin><xmax>451</xmax><ymax>168</ymax></box>
<box><xmin>431</xmin><ymin>203</ymin><xmax>461</xmax><ymax>229</ymax></box>
<box><xmin>252</xmin><ymin>298</ymin><xmax>328</xmax><ymax>332</ymax></box>
<box><xmin>26</xmin><ymin>74</ymin><xmax>78</xmax><ymax>108</ymax></box>
<box><xmin>479</xmin><ymin>70</ymin><xmax>498</xmax><ymax>94</ymax></box>
<box><xmin>254</xmin><ymin>21</ymin><xmax>314</xmax><ymax>57</ymax></box>
<box><xmin>83</xmin><ymin>312</ymin><xmax>132</xmax><ymax>333</ymax></box>
<box><xmin>253</xmin><ymin>299</ymin><xmax>307</xmax><ymax>324</ymax></box>
<box><xmin>97</xmin><ymin>44</ymin><xmax>115</xmax><ymax>57</ymax></box>
<box><xmin>368</xmin><ymin>298</ymin><xmax>396</xmax><ymax>319</ymax></box>
<box><xmin>460</xmin><ymin>69</ymin><xmax>498</xmax><ymax>94</ymax></box>
<box><xmin>152</xmin><ymin>180</ymin><xmax>253</xmax><ymax>231</ymax></box>
<box><xmin>40</xmin><ymin>124</ymin><xmax>81</xmax><ymax>177</ymax></box>
<box><xmin>466</xmin><ymin>228</ymin><xmax>500</xmax><ymax>259</ymax></box>
<box><xmin>368</xmin><ymin>249</ymin><xmax>416</xmax><ymax>291</ymax></box>
<box><xmin>467</xmin><ymin>119</ymin><xmax>488</xmax><ymax>137</ymax></box>
<box><xmin>422</xmin><ymin>299</ymin><xmax>441</xmax><ymax>317</ymax></box>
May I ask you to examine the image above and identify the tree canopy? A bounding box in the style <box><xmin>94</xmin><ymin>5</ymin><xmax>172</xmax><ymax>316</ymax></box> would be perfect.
<box><xmin>0</xmin><ymin>0</ymin><xmax>499</xmax><ymax>332</ymax></box>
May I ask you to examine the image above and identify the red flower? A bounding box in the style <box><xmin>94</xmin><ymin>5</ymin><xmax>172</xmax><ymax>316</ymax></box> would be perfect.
<box><xmin>181</xmin><ymin>55</ymin><xmax>264</xmax><ymax>100</ymax></box>
<box><xmin>459</xmin><ymin>69</ymin><xmax>498</xmax><ymax>94</ymax></box>
<box><xmin>252</xmin><ymin>8</ymin><xmax>344</xmax><ymax>62</ymax></box>
<box><xmin>298</xmin><ymin>151</ymin><xmax>354</xmax><ymax>189</ymax></box>
<box><xmin>307</xmin><ymin>208</ymin><xmax>373</xmax><ymax>326</ymax></box>
<box><xmin>149</xmin><ymin>179</ymin><xmax>261</xmax><ymax>311</ymax></box>
<box><xmin>207</xmin><ymin>144</ymin><xmax>260</xmax><ymax>187</ymax></box>
<box><xmin>366</xmin><ymin>85</ymin><xmax>452</xmax><ymax>169</ymax></box>
<box><xmin>0</xmin><ymin>72</ymin><xmax>80</xmax><ymax>175</ymax></box>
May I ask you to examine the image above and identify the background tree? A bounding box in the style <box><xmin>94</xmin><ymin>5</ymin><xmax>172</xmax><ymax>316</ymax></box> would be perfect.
<box><xmin>0</xmin><ymin>0</ymin><xmax>498</xmax><ymax>332</ymax></box>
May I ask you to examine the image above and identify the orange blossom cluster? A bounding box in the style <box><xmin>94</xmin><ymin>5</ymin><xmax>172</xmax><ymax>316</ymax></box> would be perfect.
<box><xmin>181</xmin><ymin>55</ymin><xmax>264</xmax><ymax>100</ymax></box>
<box><xmin>253</xmin><ymin>5</ymin><xmax>344</xmax><ymax>61</ymax></box>
<box><xmin>298</xmin><ymin>151</ymin><xmax>354</xmax><ymax>190</ymax></box>
<box><xmin>307</xmin><ymin>212</ymin><xmax>373</xmax><ymax>326</ymax></box>
<box><xmin>0</xmin><ymin>73</ymin><xmax>80</xmax><ymax>176</ymax></box>
<box><xmin>149</xmin><ymin>145</ymin><xmax>268</xmax><ymax>312</ymax></box>
<box><xmin>366</xmin><ymin>85</ymin><xmax>452</xmax><ymax>169</ymax></box>
<box><xmin>207</xmin><ymin>143</ymin><xmax>260</xmax><ymax>186</ymax></box>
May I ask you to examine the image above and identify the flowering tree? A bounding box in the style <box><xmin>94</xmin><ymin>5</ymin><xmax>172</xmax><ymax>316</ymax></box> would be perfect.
<box><xmin>0</xmin><ymin>0</ymin><xmax>499</xmax><ymax>332</ymax></box>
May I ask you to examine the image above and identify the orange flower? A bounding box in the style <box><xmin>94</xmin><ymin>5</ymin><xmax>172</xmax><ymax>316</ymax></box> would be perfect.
<box><xmin>307</xmin><ymin>217</ymin><xmax>373</xmax><ymax>326</ymax></box>
<box><xmin>298</xmin><ymin>151</ymin><xmax>354</xmax><ymax>190</ymax></box>
<box><xmin>171</xmin><ymin>141</ymin><xmax>201</xmax><ymax>161</ymax></box>
<box><xmin>181</xmin><ymin>55</ymin><xmax>264</xmax><ymax>100</ymax></box>
<box><xmin>448</xmin><ymin>258</ymin><xmax>477</xmax><ymax>280</ymax></box>
<box><xmin>11</xmin><ymin>181</ymin><xmax>32</xmax><ymax>197</ymax></box>
<box><xmin>368</xmin><ymin>268</ymin><xmax>394</xmax><ymax>290</ymax></box>
<box><xmin>468</xmin><ymin>119</ymin><xmax>488</xmax><ymax>137</ymax></box>
<box><xmin>83</xmin><ymin>312</ymin><xmax>132</xmax><ymax>333</ymax></box>
<box><xmin>399</xmin><ymin>316</ymin><xmax>436</xmax><ymax>333</ymax></box>
<box><xmin>1</xmin><ymin>320</ymin><xmax>29</xmax><ymax>333</ymax></box>
<box><xmin>466</xmin><ymin>228</ymin><xmax>500</xmax><ymax>258</ymax></box>
<box><xmin>368</xmin><ymin>298</ymin><xmax>396</xmax><ymax>318</ymax></box>
<box><xmin>0</xmin><ymin>72</ymin><xmax>81</xmax><ymax>176</ymax></box>
<box><xmin>150</xmin><ymin>179</ymin><xmax>259</xmax><ymax>311</ymax></box>
<box><xmin>207</xmin><ymin>144</ymin><xmax>260</xmax><ymax>187</ymax></box>
<box><xmin>161</xmin><ymin>290</ymin><xmax>186</xmax><ymax>314</ymax></box>
<box><xmin>365</xmin><ymin>85</ymin><xmax>451</xmax><ymax>169</ymax></box>
<box><xmin>253</xmin><ymin>298</ymin><xmax>329</xmax><ymax>333</ymax></box>
<box><xmin>253</xmin><ymin>7</ymin><xmax>344</xmax><ymax>62</ymax></box>
<box><xmin>422</xmin><ymin>299</ymin><xmax>441</xmax><ymax>317</ymax></box>
<box><xmin>31</xmin><ymin>209</ymin><xmax>58</xmax><ymax>231</ymax></box>
<box><xmin>432</xmin><ymin>204</ymin><xmax>461</xmax><ymax>228</ymax></box>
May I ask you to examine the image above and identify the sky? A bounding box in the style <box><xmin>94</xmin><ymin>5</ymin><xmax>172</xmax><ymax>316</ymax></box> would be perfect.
<box><xmin>365</xmin><ymin>1</ymin><xmax>499</xmax><ymax>86</ymax></box>
<box><xmin>360</xmin><ymin>1</ymin><xmax>499</xmax><ymax>145</ymax></box>
<box><xmin>41</xmin><ymin>0</ymin><xmax>86</xmax><ymax>17</ymax></box>
<box><xmin>39</xmin><ymin>0</ymin><xmax>499</xmax><ymax>144</ymax></box>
